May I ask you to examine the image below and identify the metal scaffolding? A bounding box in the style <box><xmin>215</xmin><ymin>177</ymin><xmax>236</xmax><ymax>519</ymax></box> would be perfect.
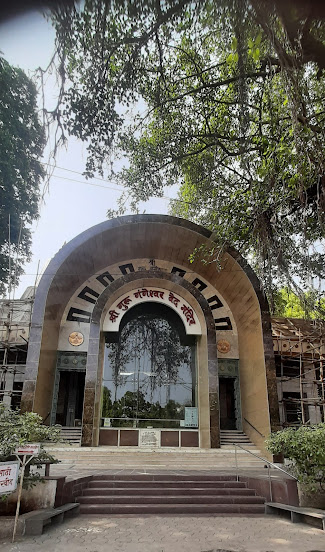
<box><xmin>0</xmin><ymin>291</ymin><xmax>35</xmax><ymax>408</ymax></box>
<box><xmin>272</xmin><ymin>318</ymin><xmax>325</xmax><ymax>427</ymax></box>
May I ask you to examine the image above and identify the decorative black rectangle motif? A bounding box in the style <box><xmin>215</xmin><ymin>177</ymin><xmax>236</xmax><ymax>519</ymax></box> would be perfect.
<box><xmin>214</xmin><ymin>317</ymin><xmax>232</xmax><ymax>330</ymax></box>
<box><xmin>78</xmin><ymin>286</ymin><xmax>100</xmax><ymax>304</ymax></box>
<box><xmin>171</xmin><ymin>266</ymin><xmax>186</xmax><ymax>277</ymax></box>
<box><xmin>208</xmin><ymin>295</ymin><xmax>223</xmax><ymax>310</ymax></box>
<box><xmin>67</xmin><ymin>307</ymin><xmax>91</xmax><ymax>323</ymax></box>
<box><xmin>119</xmin><ymin>263</ymin><xmax>135</xmax><ymax>275</ymax></box>
<box><xmin>191</xmin><ymin>277</ymin><xmax>207</xmax><ymax>292</ymax></box>
<box><xmin>96</xmin><ymin>271</ymin><xmax>114</xmax><ymax>287</ymax></box>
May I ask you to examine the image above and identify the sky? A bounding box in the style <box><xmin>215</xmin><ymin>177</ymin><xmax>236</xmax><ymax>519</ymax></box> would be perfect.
<box><xmin>0</xmin><ymin>10</ymin><xmax>175</xmax><ymax>299</ymax></box>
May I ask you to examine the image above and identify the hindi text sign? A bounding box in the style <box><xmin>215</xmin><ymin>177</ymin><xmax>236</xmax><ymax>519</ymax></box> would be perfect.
<box><xmin>0</xmin><ymin>461</ymin><xmax>19</xmax><ymax>495</ymax></box>
<box><xmin>184</xmin><ymin>407</ymin><xmax>198</xmax><ymax>427</ymax></box>
<box><xmin>15</xmin><ymin>443</ymin><xmax>40</xmax><ymax>456</ymax></box>
<box><xmin>139</xmin><ymin>429</ymin><xmax>160</xmax><ymax>448</ymax></box>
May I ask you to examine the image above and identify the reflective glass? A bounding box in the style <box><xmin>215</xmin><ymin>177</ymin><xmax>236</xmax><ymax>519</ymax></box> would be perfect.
<box><xmin>101</xmin><ymin>306</ymin><xmax>197</xmax><ymax>428</ymax></box>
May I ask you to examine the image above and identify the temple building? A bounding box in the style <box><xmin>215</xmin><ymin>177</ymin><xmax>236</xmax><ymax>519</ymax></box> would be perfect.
<box><xmin>1</xmin><ymin>215</ymin><xmax>324</xmax><ymax>454</ymax></box>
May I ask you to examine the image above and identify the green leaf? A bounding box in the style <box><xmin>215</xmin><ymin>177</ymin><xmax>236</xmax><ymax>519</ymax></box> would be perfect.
<box><xmin>253</xmin><ymin>48</ymin><xmax>260</xmax><ymax>61</ymax></box>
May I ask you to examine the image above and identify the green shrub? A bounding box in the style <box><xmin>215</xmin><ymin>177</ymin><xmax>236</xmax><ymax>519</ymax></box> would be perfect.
<box><xmin>0</xmin><ymin>404</ymin><xmax>61</xmax><ymax>490</ymax></box>
<box><xmin>266</xmin><ymin>423</ymin><xmax>325</xmax><ymax>491</ymax></box>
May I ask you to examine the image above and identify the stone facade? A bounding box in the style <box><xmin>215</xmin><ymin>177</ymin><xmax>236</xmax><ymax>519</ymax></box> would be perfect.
<box><xmin>6</xmin><ymin>215</ymin><xmax>318</xmax><ymax>453</ymax></box>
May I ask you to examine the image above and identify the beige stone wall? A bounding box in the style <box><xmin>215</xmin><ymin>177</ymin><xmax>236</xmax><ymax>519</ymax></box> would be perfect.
<box><xmin>238</xmin><ymin>326</ymin><xmax>271</xmax><ymax>453</ymax></box>
<box><xmin>33</xmin><ymin>321</ymin><xmax>59</xmax><ymax>420</ymax></box>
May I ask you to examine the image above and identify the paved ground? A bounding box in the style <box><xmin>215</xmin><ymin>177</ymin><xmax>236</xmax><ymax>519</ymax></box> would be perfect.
<box><xmin>2</xmin><ymin>515</ymin><xmax>325</xmax><ymax>552</ymax></box>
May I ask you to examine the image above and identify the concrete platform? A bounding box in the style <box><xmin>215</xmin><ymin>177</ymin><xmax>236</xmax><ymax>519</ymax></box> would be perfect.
<box><xmin>1</xmin><ymin>514</ymin><xmax>325</xmax><ymax>551</ymax></box>
<box><xmin>45</xmin><ymin>445</ymin><xmax>269</xmax><ymax>476</ymax></box>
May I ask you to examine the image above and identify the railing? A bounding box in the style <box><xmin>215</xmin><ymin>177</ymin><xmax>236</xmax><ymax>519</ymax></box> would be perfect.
<box><xmin>42</xmin><ymin>411</ymin><xmax>51</xmax><ymax>424</ymax></box>
<box><xmin>243</xmin><ymin>418</ymin><xmax>265</xmax><ymax>438</ymax></box>
<box><xmin>233</xmin><ymin>442</ymin><xmax>298</xmax><ymax>502</ymax></box>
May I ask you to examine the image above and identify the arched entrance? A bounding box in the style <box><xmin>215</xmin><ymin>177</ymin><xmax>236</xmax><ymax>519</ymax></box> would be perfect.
<box><xmin>101</xmin><ymin>302</ymin><xmax>197</xmax><ymax>446</ymax></box>
<box><xmin>87</xmin><ymin>272</ymin><xmax>217</xmax><ymax>448</ymax></box>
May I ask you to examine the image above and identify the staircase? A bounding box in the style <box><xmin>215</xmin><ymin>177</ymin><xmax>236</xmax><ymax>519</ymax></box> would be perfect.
<box><xmin>77</xmin><ymin>474</ymin><xmax>266</xmax><ymax>515</ymax></box>
<box><xmin>220</xmin><ymin>430</ymin><xmax>256</xmax><ymax>447</ymax></box>
<box><xmin>59</xmin><ymin>427</ymin><xmax>82</xmax><ymax>445</ymax></box>
<box><xmin>47</xmin><ymin>446</ymin><xmax>268</xmax><ymax>472</ymax></box>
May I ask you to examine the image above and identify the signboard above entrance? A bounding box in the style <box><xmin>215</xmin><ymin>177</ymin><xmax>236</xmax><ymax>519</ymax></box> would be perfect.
<box><xmin>103</xmin><ymin>287</ymin><xmax>202</xmax><ymax>335</ymax></box>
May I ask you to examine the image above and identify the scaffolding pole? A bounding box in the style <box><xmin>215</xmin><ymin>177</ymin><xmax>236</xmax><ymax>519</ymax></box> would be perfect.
<box><xmin>273</xmin><ymin>320</ymin><xmax>325</xmax><ymax>426</ymax></box>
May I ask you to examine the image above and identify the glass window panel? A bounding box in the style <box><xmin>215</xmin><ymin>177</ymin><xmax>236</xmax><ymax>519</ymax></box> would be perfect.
<box><xmin>101</xmin><ymin>304</ymin><xmax>197</xmax><ymax>429</ymax></box>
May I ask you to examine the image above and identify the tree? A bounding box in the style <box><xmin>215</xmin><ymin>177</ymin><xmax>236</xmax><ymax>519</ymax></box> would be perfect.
<box><xmin>0</xmin><ymin>57</ymin><xmax>45</xmax><ymax>296</ymax></box>
<box><xmin>274</xmin><ymin>287</ymin><xmax>325</xmax><ymax>319</ymax></box>
<box><xmin>46</xmin><ymin>0</ymin><xmax>325</xmax><ymax>303</ymax></box>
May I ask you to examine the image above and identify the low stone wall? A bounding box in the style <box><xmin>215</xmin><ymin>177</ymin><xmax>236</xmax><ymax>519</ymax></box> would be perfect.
<box><xmin>0</xmin><ymin>474</ymin><xmax>90</xmax><ymax>520</ymax></box>
<box><xmin>0</xmin><ymin>475</ymin><xmax>87</xmax><ymax>540</ymax></box>
<box><xmin>239</xmin><ymin>475</ymin><xmax>299</xmax><ymax>506</ymax></box>
<box><xmin>55</xmin><ymin>475</ymin><xmax>93</xmax><ymax>507</ymax></box>
<box><xmin>298</xmin><ymin>483</ymin><xmax>325</xmax><ymax>508</ymax></box>
<box><xmin>0</xmin><ymin>478</ymin><xmax>58</xmax><ymax>516</ymax></box>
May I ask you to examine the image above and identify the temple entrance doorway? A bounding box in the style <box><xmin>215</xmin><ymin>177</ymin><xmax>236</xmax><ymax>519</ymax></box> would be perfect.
<box><xmin>55</xmin><ymin>371</ymin><xmax>85</xmax><ymax>427</ymax></box>
<box><xmin>219</xmin><ymin>377</ymin><xmax>236</xmax><ymax>430</ymax></box>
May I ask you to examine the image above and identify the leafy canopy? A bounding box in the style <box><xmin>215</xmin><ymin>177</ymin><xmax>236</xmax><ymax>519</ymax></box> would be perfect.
<box><xmin>0</xmin><ymin>57</ymin><xmax>45</xmax><ymax>297</ymax></box>
<box><xmin>274</xmin><ymin>287</ymin><xmax>325</xmax><ymax>319</ymax></box>
<box><xmin>46</xmin><ymin>0</ymin><xmax>325</xmax><ymax>303</ymax></box>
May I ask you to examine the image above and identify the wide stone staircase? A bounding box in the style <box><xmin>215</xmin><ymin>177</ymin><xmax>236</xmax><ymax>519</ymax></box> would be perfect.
<box><xmin>49</xmin><ymin>430</ymin><xmax>263</xmax><ymax>472</ymax></box>
<box><xmin>47</xmin><ymin>446</ymin><xmax>267</xmax><ymax>472</ymax></box>
<box><xmin>76</xmin><ymin>473</ymin><xmax>266</xmax><ymax>515</ymax></box>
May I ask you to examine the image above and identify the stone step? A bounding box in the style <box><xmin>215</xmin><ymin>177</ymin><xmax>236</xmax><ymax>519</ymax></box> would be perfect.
<box><xmin>59</xmin><ymin>427</ymin><xmax>82</xmax><ymax>444</ymax></box>
<box><xmin>77</xmin><ymin>495</ymin><xmax>265</xmax><ymax>505</ymax></box>
<box><xmin>220</xmin><ymin>430</ymin><xmax>248</xmax><ymax>433</ymax></box>
<box><xmin>47</xmin><ymin>444</ymin><xmax>266</xmax><ymax>472</ymax></box>
<box><xmin>81</xmin><ymin>487</ymin><xmax>256</xmax><ymax>497</ymax></box>
<box><xmin>79</xmin><ymin>503</ymin><xmax>265</xmax><ymax>515</ymax></box>
<box><xmin>53</xmin><ymin>463</ymin><xmax>265</xmax><ymax>471</ymax></box>
<box><xmin>53</xmin><ymin>460</ymin><xmax>265</xmax><ymax>468</ymax></box>
<box><xmin>221</xmin><ymin>436</ymin><xmax>253</xmax><ymax>441</ymax></box>
<box><xmin>75</xmin><ymin>471</ymin><xmax>266</xmax><ymax>517</ymax></box>
<box><xmin>86</xmin><ymin>480</ymin><xmax>247</xmax><ymax>489</ymax></box>
<box><xmin>91</xmin><ymin>474</ymin><xmax>237</xmax><ymax>481</ymax></box>
<box><xmin>54</xmin><ymin>457</ymin><xmax>263</xmax><ymax>463</ymax></box>
<box><xmin>47</xmin><ymin>445</ymin><xmax>261</xmax><ymax>453</ymax></box>
<box><xmin>220</xmin><ymin>431</ymin><xmax>256</xmax><ymax>448</ymax></box>
<box><xmin>51</xmin><ymin>452</ymin><xmax>262</xmax><ymax>459</ymax></box>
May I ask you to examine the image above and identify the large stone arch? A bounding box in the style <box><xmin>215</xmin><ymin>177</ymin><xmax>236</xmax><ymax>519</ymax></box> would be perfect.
<box><xmin>21</xmin><ymin>214</ymin><xmax>279</xmax><ymax>452</ymax></box>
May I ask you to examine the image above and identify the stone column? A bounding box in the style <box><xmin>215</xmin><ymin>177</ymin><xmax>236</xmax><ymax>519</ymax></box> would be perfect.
<box><xmin>81</xmin><ymin>321</ymin><xmax>100</xmax><ymax>446</ymax></box>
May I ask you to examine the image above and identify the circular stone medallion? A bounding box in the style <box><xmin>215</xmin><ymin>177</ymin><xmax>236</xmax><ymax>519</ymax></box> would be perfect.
<box><xmin>68</xmin><ymin>331</ymin><xmax>84</xmax><ymax>346</ymax></box>
<box><xmin>217</xmin><ymin>339</ymin><xmax>231</xmax><ymax>354</ymax></box>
